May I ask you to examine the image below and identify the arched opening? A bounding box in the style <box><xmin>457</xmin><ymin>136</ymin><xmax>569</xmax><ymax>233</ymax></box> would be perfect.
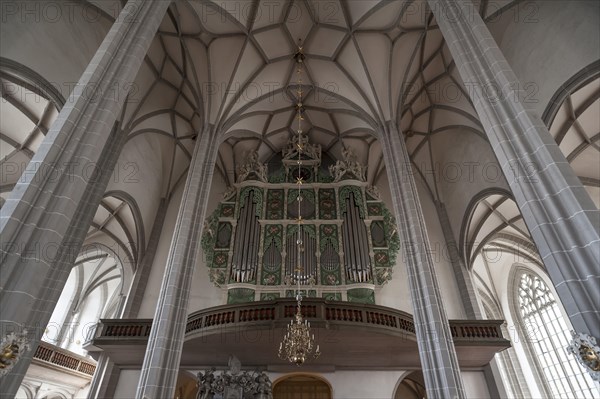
<box><xmin>508</xmin><ymin>267</ymin><xmax>597</xmax><ymax>398</ymax></box>
<box><xmin>173</xmin><ymin>370</ymin><xmax>198</xmax><ymax>399</ymax></box>
<box><xmin>273</xmin><ymin>374</ymin><xmax>332</xmax><ymax>399</ymax></box>
<box><xmin>44</xmin><ymin>246</ymin><xmax>125</xmax><ymax>355</ymax></box>
<box><xmin>393</xmin><ymin>371</ymin><xmax>427</xmax><ymax>399</ymax></box>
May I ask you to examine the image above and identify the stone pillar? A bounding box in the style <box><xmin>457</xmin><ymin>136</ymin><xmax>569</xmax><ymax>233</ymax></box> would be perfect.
<box><xmin>86</xmin><ymin>354</ymin><xmax>121</xmax><ymax>399</ymax></box>
<box><xmin>122</xmin><ymin>199</ymin><xmax>169</xmax><ymax>318</ymax></box>
<box><xmin>136</xmin><ymin>127</ymin><xmax>219</xmax><ymax>399</ymax></box>
<box><xmin>381</xmin><ymin>122</ymin><xmax>466</xmax><ymax>399</ymax></box>
<box><xmin>0</xmin><ymin>1</ymin><xmax>170</xmax><ymax>396</ymax></box>
<box><xmin>436</xmin><ymin>202</ymin><xmax>481</xmax><ymax>319</ymax></box>
<box><xmin>428</xmin><ymin>0</ymin><xmax>600</xmax><ymax>341</ymax></box>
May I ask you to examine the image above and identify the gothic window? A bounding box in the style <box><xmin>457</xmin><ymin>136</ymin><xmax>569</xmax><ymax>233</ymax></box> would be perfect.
<box><xmin>515</xmin><ymin>271</ymin><xmax>596</xmax><ymax>398</ymax></box>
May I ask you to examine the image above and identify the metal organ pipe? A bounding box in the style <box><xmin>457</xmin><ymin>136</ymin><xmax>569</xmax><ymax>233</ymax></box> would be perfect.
<box><xmin>348</xmin><ymin>194</ymin><xmax>359</xmax><ymax>281</ymax></box>
<box><xmin>240</xmin><ymin>193</ymin><xmax>251</xmax><ymax>280</ymax></box>
<box><xmin>232</xmin><ymin>190</ymin><xmax>260</xmax><ymax>282</ymax></box>
<box><xmin>356</xmin><ymin>194</ymin><xmax>370</xmax><ymax>281</ymax></box>
<box><xmin>343</xmin><ymin>192</ymin><xmax>371</xmax><ymax>282</ymax></box>
<box><xmin>248</xmin><ymin>197</ymin><xmax>258</xmax><ymax>281</ymax></box>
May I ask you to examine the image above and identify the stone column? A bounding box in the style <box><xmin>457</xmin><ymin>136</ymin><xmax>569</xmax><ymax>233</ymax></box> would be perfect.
<box><xmin>381</xmin><ymin>122</ymin><xmax>466</xmax><ymax>399</ymax></box>
<box><xmin>0</xmin><ymin>1</ymin><xmax>170</xmax><ymax>396</ymax></box>
<box><xmin>428</xmin><ymin>0</ymin><xmax>600</xmax><ymax>341</ymax></box>
<box><xmin>136</xmin><ymin>126</ymin><xmax>219</xmax><ymax>399</ymax></box>
<box><xmin>436</xmin><ymin>202</ymin><xmax>481</xmax><ymax>319</ymax></box>
<box><xmin>86</xmin><ymin>354</ymin><xmax>121</xmax><ymax>399</ymax></box>
<box><xmin>122</xmin><ymin>199</ymin><xmax>169</xmax><ymax>318</ymax></box>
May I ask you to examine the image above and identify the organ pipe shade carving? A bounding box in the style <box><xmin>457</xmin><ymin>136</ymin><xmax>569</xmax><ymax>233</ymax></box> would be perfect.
<box><xmin>263</xmin><ymin>240</ymin><xmax>282</xmax><ymax>273</ymax></box>
<box><xmin>342</xmin><ymin>192</ymin><xmax>372</xmax><ymax>283</ymax></box>
<box><xmin>287</xmin><ymin>189</ymin><xmax>315</xmax><ymax>219</ymax></box>
<box><xmin>321</xmin><ymin>242</ymin><xmax>340</xmax><ymax>272</ymax></box>
<box><xmin>216</xmin><ymin>223</ymin><xmax>232</xmax><ymax>248</ymax></box>
<box><xmin>231</xmin><ymin>189</ymin><xmax>261</xmax><ymax>282</ymax></box>
<box><xmin>370</xmin><ymin>221</ymin><xmax>386</xmax><ymax>247</ymax></box>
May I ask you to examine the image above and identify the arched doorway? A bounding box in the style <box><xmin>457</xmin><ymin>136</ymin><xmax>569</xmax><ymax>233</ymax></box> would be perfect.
<box><xmin>173</xmin><ymin>370</ymin><xmax>198</xmax><ymax>399</ymax></box>
<box><xmin>273</xmin><ymin>374</ymin><xmax>332</xmax><ymax>399</ymax></box>
<box><xmin>394</xmin><ymin>371</ymin><xmax>427</xmax><ymax>399</ymax></box>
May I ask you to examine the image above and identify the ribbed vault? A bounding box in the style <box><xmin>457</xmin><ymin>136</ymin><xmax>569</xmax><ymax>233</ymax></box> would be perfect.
<box><xmin>121</xmin><ymin>0</ymin><xmax>521</xmax><ymax>190</ymax></box>
<box><xmin>547</xmin><ymin>75</ymin><xmax>600</xmax><ymax>207</ymax></box>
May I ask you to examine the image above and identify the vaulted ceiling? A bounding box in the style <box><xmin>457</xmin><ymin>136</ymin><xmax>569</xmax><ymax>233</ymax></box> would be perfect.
<box><xmin>2</xmin><ymin>0</ymin><xmax>597</xmax><ymax>275</ymax></box>
<box><xmin>120</xmin><ymin>0</ymin><xmax>521</xmax><ymax>192</ymax></box>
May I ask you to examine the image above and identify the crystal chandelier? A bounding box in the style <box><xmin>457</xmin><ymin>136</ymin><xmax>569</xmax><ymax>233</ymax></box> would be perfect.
<box><xmin>278</xmin><ymin>297</ymin><xmax>320</xmax><ymax>366</ymax></box>
<box><xmin>278</xmin><ymin>40</ymin><xmax>320</xmax><ymax>366</ymax></box>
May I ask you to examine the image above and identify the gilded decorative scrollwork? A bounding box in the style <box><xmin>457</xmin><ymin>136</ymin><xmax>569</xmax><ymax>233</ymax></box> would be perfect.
<box><xmin>0</xmin><ymin>330</ymin><xmax>31</xmax><ymax>377</ymax></box>
<box><xmin>567</xmin><ymin>331</ymin><xmax>600</xmax><ymax>381</ymax></box>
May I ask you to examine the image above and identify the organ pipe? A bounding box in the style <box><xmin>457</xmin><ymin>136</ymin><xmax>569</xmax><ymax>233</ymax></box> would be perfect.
<box><xmin>286</xmin><ymin>230</ymin><xmax>316</xmax><ymax>284</ymax></box>
<box><xmin>231</xmin><ymin>190</ymin><xmax>261</xmax><ymax>282</ymax></box>
<box><xmin>343</xmin><ymin>192</ymin><xmax>372</xmax><ymax>282</ymax></box>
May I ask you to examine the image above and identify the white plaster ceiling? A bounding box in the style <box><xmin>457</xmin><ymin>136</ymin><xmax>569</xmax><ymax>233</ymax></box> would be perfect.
<box><xmin>132</xmin><ymin>0</ymin><xmax>519</xmax><ymax>189</ymax></box>
<box><xmin>6</xmin><ymin>0</ymin><xmax>599</xmax><ymax>276</ymax></box>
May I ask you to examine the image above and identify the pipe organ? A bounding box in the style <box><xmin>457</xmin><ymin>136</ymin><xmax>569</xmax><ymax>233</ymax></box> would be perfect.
<box><xmin>342</xmin><ymin>192</ymin><xmax>372</xmax><ymax>283</ymax></box>
<box><xmin>202</xmin><ymin>139</ymin><xmax>399</xmax><ymax>305</ymax></box>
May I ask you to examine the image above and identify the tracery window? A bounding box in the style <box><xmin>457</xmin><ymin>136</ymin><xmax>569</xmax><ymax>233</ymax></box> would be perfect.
<box><xmin>516</xmin><ymin>271</ymin><xmax>597</xmax><ymax>398</ymax></box>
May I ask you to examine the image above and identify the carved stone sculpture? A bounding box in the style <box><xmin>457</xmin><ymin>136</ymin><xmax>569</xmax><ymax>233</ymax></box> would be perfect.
<box><xmin>329</xmin><ymin>146</ymin><xmax>367</xmax><ymax>182</ymax></box>
<box><xmin>195</xmin><ymin>358</ymin><xmax>273</xmax><ymax>399</ymax></box>
<box><xmin>237</xmin><ymin>150</ymin><xmax>268</xmax><ymax>183</ymax></box>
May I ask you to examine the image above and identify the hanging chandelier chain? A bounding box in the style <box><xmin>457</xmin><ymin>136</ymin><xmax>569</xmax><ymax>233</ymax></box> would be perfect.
<box><xmin>278</xmin><ymin>39</ymin><xmax>320</xmax><ymax>366</ymax></box>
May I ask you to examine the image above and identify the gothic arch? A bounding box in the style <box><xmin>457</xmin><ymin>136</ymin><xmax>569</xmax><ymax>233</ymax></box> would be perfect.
<box><xmin>0</xmin><ymin>58</ymin><xmax>62</xmax><ymax>207</ymax></box>
<box><xmin>459</xmin><ymin>188</ymin><xmax>534</xmax><ymax>269</ymax></box>
<box><xmin>46</xmin><ymin>243</ymin><xmax>128</xmax><ymax>351</ymax></box>
<box><xmin>392</xmin><ymin>370</ymin><xmax>427</xmax><ymax>399</ymax></box>
<box><xmin>542</xmin><ymin>60</ymin><xmax>600</xmax><ymax>208</ymax></box>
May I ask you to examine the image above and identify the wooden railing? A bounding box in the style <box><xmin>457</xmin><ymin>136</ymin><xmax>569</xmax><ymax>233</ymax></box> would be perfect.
<box><xmin>33</xmin><ymin>341</ymin><xmax>96</xmax><ymax>376</ymax></box>
<box><xmin>87</xmin><ymin>298</ymin><xmax>506</xmax><ymax>345</ymax></box>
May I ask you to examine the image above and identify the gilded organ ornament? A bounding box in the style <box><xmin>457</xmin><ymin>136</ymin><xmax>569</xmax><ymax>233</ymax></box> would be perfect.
<box><xmin>568</xmin><ymin>331</ymin><xmax>600</xmax><ymax>380</ymax></box>
<box><xmin>0</xmin><ymin>330</ymin><xmax>31</xmax><ymax>377</ymax></box>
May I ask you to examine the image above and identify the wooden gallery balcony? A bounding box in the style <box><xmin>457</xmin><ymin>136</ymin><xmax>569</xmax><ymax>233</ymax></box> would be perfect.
<box><xmin>84</xmin><ymin>298</ymin><xmax>510</xmax><ymax>371</ymax></box>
